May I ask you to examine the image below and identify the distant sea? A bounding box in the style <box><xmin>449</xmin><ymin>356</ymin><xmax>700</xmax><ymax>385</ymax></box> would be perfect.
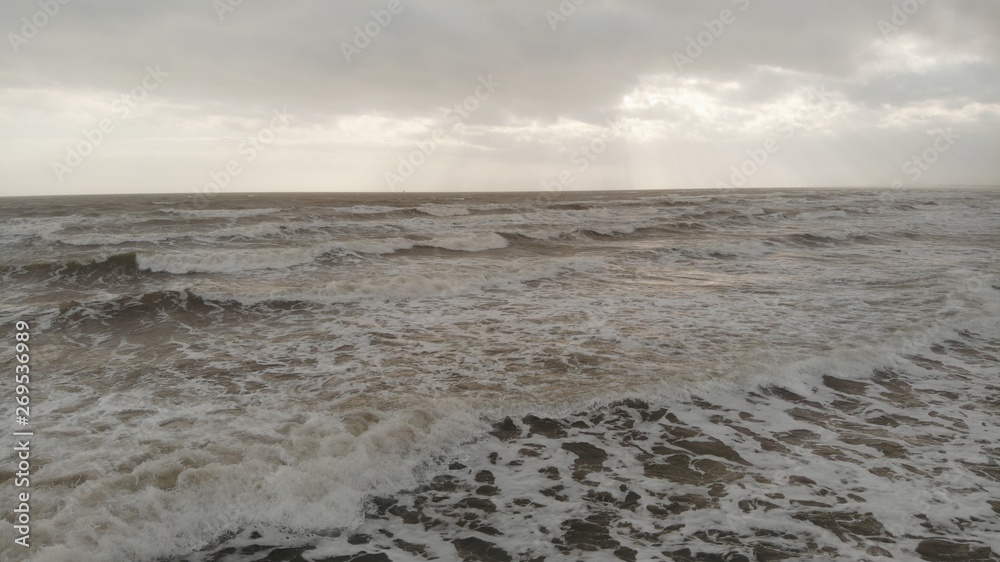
<box><xmin>1</xmin><ymin>188</ymin><xmax>998</xmax><ymax>561</ymax></box>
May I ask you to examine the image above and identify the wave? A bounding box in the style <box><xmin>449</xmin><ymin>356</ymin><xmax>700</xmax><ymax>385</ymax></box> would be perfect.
<box><xmin>158</xmin><ymin>207</ymin><xmax>282</xmax><ymax>218</ymax></box>
<box><xmin>336</xmin><ymin>203</ymin><xmax>538</xmax><ymax>221</ymax></box>
<box><xmin>46</xmin><ymin>260</ymin><xmax>579</xmax><ymax>320</ymax></box>
<box><xmin>501</xmin><ymin>222</ymin><xmax>657</xmax><ymax>241</ymax></box>
<box><xmin>25</xmin><ymin>315</ymin><xmax>1000</xmax><ymax>561</ymax></box>
<box><xmin>546</xmin><ymin>203</ymin><xmax>594</xmax><ymax>211</ymax></box>
<box><xmin>333</xmin><ymin>204</ymin><xmax>469</xmax><ymax>219</ymax></box>
<box><xmin>137</xmin><ymin>245</ymin><xmax>329</xmax><ymax>275</ymax></box>
<box><xmin>3</xmin><ymin>252</ymin><xmax>142</xmax><ymax>279</ymax></box>
<box><xmin>394</xmin><ymin>232</ymin><xmax>507</xmax><ymax>253</ymax></box>
<box><xmin>42</xmin><ymin>230</ymin><xmax>180</xmax><ymax>246</ymax></box>
<box><xmin>0</xmin><ymin>216</ymin><xmax>91</xmax><ymax>242</ymax></box>
<box><xmin>579</xmin><ymin>224</ymin><xmax>641</xmax><ymax>237</ymax></box>
<box><xmin>339</xmin><ymin>231</ymin><xmax>513</xmax><ymax>261</ymax></box>
<box><xmin>788</xmin><ymin>209</ymin><xmax>851</xmax><ymax>221</ymax></box>
<box><xmin>771</xmin><ymin>231</ymin><xmax>856</xmax><ymax>247</ymax></box>
<box><xmin>19</xmin><ymin>397</ymin><xmax>491</xmax><ymax>562</ymax></box>
<box><xmin>417</xmin><ymin>205</ymin><xmax>470</xmax><ymax>217</ymax></box>
<box><xmin>681</xmin><ymin>239</ymin><xmax>775</xmax><ymax>259</ymax></box>
<box><xmin>138</xmin><ymin>233</ymin><xmax>509</xmax><ymax>274</ymax></box>
<box><xmin>55</xmin><ymin>289</ymin><xmax>221</xmax><ymax>322</ymax></box>
<box><xmin>197</xmin><ymin>259</ymin><xmax>573</xmax><ymax>306</ymax></box>
<box><xmin>43</xmin><ymin>222</ymin><xmax>317</xmax><ymax>247</ymax></box>
<box><xmin>337</xmin><ymin>205</ymin><xmax>402</xmax><ymax>215</ymax></box>
<box><xmin>672</xmin><ymin>231</ymin><xmax>876</xmax><ymax>259</ymax></box>
<box><xmin>6</xmin><ymin>234</ymin><xmax>510</xmax><ymax>278</ymax></box>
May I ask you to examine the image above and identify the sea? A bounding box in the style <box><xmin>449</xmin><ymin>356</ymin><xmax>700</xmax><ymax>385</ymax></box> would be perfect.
<box><xmin>1</xmin><ymin>188</ymin><xmax>998</xmax><ymax>562</ymax></box>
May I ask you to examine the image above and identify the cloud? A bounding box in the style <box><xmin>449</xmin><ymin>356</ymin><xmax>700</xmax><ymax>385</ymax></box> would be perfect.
<box><xmin>0</xmin><ymin>0</ymin><xmax>997</xmax><ymax>195</ymax></box>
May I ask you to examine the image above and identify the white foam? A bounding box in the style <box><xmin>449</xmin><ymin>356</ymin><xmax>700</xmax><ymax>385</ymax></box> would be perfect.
<box><xmin>159</xmin><ymin>207</ymin><xmax>281</xmax><ymax>218</ymax></box>
<box><xmin>332</xmin><ymin>237</ymin><xmax>416</xmax><ymax>255</ymax></box>
<box><xmin>791</xmin><ymin>209</ymin><xmax>850</xmax><ymax>221</ymax></box>
<box><xmin>136</xmin><ymin>245</ymin><xmax>328</xmax><ymax>274</ymax></box>
<box><xmin>339</xmin><ymin>205</ymin><xmax>400</xmax><ymax>215</ymax></box>
<box><xmin>515</xmin><ymin>228</ymin><xmax>565</xmax><ymax>240</ymax></box>
<box><xmin>505</xmin><ymin>221</ymin><xmax>649</xmax><ymax>241</ymax></box>
<box><xmin>418</xmin><ymin>205</ymin><xmax>471</xmax><ymax>217</ymax></box>
<box><xmin>44</xmin><ymin>223</ymin><xmax>293</xmax><ymax>246</ymax></box>
<box><xmin>195</xmin><ymin>223</ymin><xmax>290</xmax><ymax>240</ymax></box>
<box><xmin>6</xmin><ymin>188</ymin><xmax>1000</xmax><ymax>562</ymax></box>
<box><xmin>420</xmin><ymin>232</ymin><xmax>507</xmax><ymax>251</ymax></box>
<box><xmin>43</xmin><ymin>230</ymin><xmax>176</xmax><ymax>246</ymax></box>
<box><xmin>21</xmin><ymin>400</ymin><xmax>491</xmax><ymax>562</ymax></box>
<box><xmin>284</xmin><ymin>321</ymin><xmax>1000</xmax><ymax>562</ymax></box>
<box><xmin>334</xmin><ymin>233</ymin><xmax>507</xmax><ymax>254</ymax></box>
<box><xmin>586</xmin><ymin>224</ymin><xmax>639</xmax><ymax>236</ymax></box>
<box><xmin>136</xmin><ymin>233</ymin><xmax>509</xmax><ymax>274</ymax></box>
<box><xmin>688</xmin><ymin>239</ymin><xmax>774</xmax><ymax>259</ymax></box>
<box><xmin>195</xmin><ymin>258</ymin><xmax>572</xmax><ymax>304</ymax></box>
<box><xmin>0</xmin><ymin>216</ymin><xmax>86</xmax><ymax>242</ymax></box>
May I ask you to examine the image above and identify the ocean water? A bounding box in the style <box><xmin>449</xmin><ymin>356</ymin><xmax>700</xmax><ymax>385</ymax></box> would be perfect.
<box><xmin>0</xmin><ymin>188</ymin><xmax>998</xmax><ymax>561</ymax></box>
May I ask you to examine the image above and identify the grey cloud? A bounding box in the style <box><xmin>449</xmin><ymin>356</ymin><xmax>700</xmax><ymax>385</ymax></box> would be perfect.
<box><xmin>3</xmin><ymin>1</ymin><xmax>997</xmax><ymax>121</ymax></box>
<box><xmin>1</xmin><ymin>0</ymin><xmax>996</xmax><ymax>194</ymax></box>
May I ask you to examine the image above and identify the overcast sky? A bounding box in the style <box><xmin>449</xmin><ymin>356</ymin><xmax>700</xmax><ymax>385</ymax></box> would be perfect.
<box><xmin>1</xmin><ymin>0</ymin><xmax>998</xmax><ymax>196</ymax></box>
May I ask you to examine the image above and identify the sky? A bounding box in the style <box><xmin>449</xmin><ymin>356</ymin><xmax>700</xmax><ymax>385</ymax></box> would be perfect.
<box><xmin>1</xmin><ymin>0</ymin><xmax>998</xmax><ymax>196</ymax></box>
